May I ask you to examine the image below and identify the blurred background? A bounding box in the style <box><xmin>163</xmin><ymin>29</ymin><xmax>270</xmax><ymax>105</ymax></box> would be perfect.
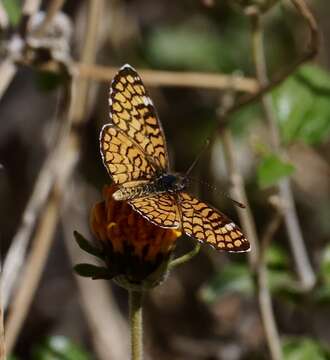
<box><xmin>1</xmin><ymin>0</ymin><xmax>330</xmax><ymax>359</ymax></box>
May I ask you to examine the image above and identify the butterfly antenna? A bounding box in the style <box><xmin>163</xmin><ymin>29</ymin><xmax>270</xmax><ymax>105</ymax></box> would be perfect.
<box><xmin>185</xmin><ymin>138</ymin><xmax>210</xmax><ymax>178</ymax></box>
<box><xmin>188</xmin><ymin>177</ymin><xmax>246</xmax><ymax>209</ymax></box>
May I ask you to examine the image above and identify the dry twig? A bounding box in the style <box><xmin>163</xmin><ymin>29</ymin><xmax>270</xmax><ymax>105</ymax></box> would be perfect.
<box><xmin>256</xmin><ymin>209</ymin><xmax>283</xmax><ymax>360</ymax></box>
<box><xmin>217</xmin><ymin>0</ymin><xmax>319</xmax><ymax>126</ymax></box>
<box><xmin>220</xmin><ymin>126</ymin><xmax>283</xmax><ymax>360</ymax></box>
<box><xmin>249</xmin><ymin>0</ymin><xmax>316</xmax><ymax>290</ymax></box>
<box><xmin>4</xmin><ymin>0</ymin><xmax>105</xmax><ymax>353</ymax></box>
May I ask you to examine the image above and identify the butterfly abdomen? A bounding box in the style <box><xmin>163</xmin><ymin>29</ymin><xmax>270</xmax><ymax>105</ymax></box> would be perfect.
<box><xmin>113</xmin><ymin>174</ymin><xmax>185</xmax><ymax>201</ymax></box>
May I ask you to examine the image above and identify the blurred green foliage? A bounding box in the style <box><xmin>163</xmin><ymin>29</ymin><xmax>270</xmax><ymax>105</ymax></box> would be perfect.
<box><xmin>2</xmin><ymin>0</ymin><xmax>22</xmax><ymax>26</ymax></box>
<box><xmin>273</xmin><ymin>65</ymin><xmax>330</xmax><ymax>145</ymax></box>
<box><xmin>313</xmin><ymin>244</ymin><xmax>330</xmax><ymax>303</ymax></box>
<box><xmin>9</xmin><ymin>336</ymin><xmax>91</xmax><ymax>360</ymax></box>
<box><xmin>146</xmin><ymin>17</ymin><xmax>250</xmax><ymax>73</ymax></box>
<box><xmin>32</xmin><ymin>336</ymin><xmax>91</xmax><ymax>360</ymax></box>
<box><xmin>200</xmin><ymin>245</ymin><xmax>299</xmax><ymax>303</ymax></box>
<box><xmin>283</xmin><ymin>338</ymin><xmax>330</xmax><ymax>360</ymax></box>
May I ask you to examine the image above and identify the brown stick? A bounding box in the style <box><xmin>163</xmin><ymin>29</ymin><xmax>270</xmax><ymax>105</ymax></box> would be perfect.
<box><xmin>73</xmin><ymin>63</ymin><xmax>259</xmax><ymax>92</ymax></box>
<box><xmin>221</xmin><ymin>129</ymin><xmax>259</xmax><ymax>269</ymax></box>
<box><xmin>256</xmin><ymin>211</ymin><xmax>283</xmax><ymax>360</ymax></box>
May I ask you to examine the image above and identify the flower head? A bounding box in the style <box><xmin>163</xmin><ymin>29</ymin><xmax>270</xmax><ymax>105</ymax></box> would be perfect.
<box><xmin>89</xmin><ymin>185</ymin><xmax>181</xmax><ymax>288</ymax></box>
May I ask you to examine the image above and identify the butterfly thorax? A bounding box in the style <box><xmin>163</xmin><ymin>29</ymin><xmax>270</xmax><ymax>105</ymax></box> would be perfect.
<box><xmin>113</xmin><ymin>173</ymin><xmax>186</xmax><ymax>201</ymax></box>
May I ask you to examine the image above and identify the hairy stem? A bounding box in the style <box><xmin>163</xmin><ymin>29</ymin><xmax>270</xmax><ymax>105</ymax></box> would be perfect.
<box><xmin>129</xmin><ymin>290</ymin><xmax>144</xmax><ymax>360</ymax></box>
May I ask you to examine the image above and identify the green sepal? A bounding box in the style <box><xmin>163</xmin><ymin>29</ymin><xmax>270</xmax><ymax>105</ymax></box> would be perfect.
<box><xmin>74</xmin><ymin>263</ymin><xmax>113</xmax><ymax>280</ymax></box>
<box><xmin>73</xmin><ymin>230</ymin><xmax>104</xmax><ymax>259</ymax></box>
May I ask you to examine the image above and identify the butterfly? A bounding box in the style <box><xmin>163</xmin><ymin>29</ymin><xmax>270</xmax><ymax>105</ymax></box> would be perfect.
<box><xmin>100</xmin><ymin>64</ymin><xmax>250</xmax><ymax>252</ymax></box>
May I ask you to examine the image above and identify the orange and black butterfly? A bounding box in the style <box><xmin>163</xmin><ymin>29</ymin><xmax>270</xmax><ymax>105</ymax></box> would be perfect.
<box><xmin>100</xmin><ymin>64</ymin><xmax>250</xmax><ymax>252</ymax></box>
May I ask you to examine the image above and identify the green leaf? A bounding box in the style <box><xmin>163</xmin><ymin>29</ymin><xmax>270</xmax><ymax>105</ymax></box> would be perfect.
<box><xmin>74</xmin><ymin>263</ymin><xmax>112</xmax><ymax>279</ymax></box>
<box><xmin>33</xmin><ymin>336</ymin><xmax>91</xmax><ymax>360</ymax></box>
<box><xmin>257</xmin><ymin>154</ymin><xmax>295</xmax><ymax>189</ymax></box>
<box><xmin>200</xmin><ymin>263</ymin><xmax>253</xmax><ymax>303</ymax></box>
<box><xmin>73</xmin><ymin>231</ymin><xmax>104</xmax><ymax>259</ymax></box>
<box><xmin>2</xmin><ymin>0</ymin><xmax>22</xmax><ymax>26</ymax></box>
<box><xmin>283</xmin><ymin>337</ymin><xmax>330</xmax><ymax>360</ymax></box>
<box><xmin>273</xmin><ymin>65</ymin><xmax>330</xmax><ymax>145</ymax></box>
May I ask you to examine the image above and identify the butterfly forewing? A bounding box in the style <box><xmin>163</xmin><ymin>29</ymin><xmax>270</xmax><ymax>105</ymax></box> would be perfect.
<box><xmin>129</xmin><ymin>194</ymin><xmax>180</xmax><ymax>229</ymax></box>
<box><xmin>178</xmin><ymin>192</ymin><xmax>250</xmax><ymax>252</ymax></box>
<box><xmin>109</xmin><ymin>64</ymin><xmax>169</xmax><ymax>171</ymax></box>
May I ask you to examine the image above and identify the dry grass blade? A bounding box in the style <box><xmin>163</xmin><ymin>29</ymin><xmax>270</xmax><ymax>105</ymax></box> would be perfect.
<box><xmin>62</xmin><ymin>180</ymin><xmax>130</xmax><ymax>360</ymax></box>
<box><xmin>0</xmin><ymin>60</ymin><xmax>17</xmax><ymax>102</ymax></box>
<box><xmin>0</xmin><ymin>262</ymin><xmax>6</xmax><ymax>360</ymax></box>
<box><xmin>5</xmin><ymin>190</ymin><xmax>61</xmax><ymax>353</ymax></box>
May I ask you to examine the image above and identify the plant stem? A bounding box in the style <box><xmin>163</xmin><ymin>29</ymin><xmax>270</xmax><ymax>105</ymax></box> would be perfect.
<box><xmin>256</xmin><ymin>211</ymin><xmax>283</xmax><ymax>360</ymax></box>
<box><xmin>169</xmin><ymin>242</ymin><xmax>201</xmax><ymax>269</ymax></box>
<box><xmin>129</xmin><ymin>290</ymin><xmax>144</xmax><ymax>360</ymax></box>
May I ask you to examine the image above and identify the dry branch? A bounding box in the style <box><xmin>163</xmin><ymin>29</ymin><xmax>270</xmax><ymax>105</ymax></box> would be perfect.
<box><xmin>217</xmin><ymin>0</ymin><xmax>320</xmax><ymax>126</ymax></box>
<box><xmin>73</xmin><ymin>63</ymin><xmax>259</xmax><ymax>92</ymax></box>
<box><xmin>249</xmin><ymin>1</ymin><xmax>316</xmax><ymax>290</ymax></box>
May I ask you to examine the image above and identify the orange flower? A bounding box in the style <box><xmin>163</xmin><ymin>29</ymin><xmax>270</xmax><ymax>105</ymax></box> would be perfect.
<box><xmin>90</xmin><ymin>185</ymin><xmax>181</xmax><ymax>286</ymax></box>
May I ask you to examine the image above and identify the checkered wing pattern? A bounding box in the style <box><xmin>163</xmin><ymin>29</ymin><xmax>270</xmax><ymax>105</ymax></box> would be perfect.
<box><xmin>178</xmin><ymin>192</ymin><xmax>250</xmax><ymax>252</ymax></box>
<box><xmin>100</xmin><ymin>64</ymin><xmax>250</xmax><ymax>252</ymax></box>
<box><xmin>100</xmin><ymin>124</ymin><xmax>157</xmax><ymax>185</ymax></box>
<box><xmin>129</xmin><ymin>194</ymin><xmax>180</xmax><ymax>229</ymax></box>
<box><xmin>108</xmin><ymin>64</ymin><xmax>168</xmax><ymax>171</ymax></box>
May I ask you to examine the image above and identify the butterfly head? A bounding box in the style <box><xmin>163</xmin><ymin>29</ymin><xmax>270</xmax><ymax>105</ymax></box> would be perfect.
<box><xmin>161</xmin><ymin>173</ymin><xmax>187</xmax><ymax>193</ymax></box>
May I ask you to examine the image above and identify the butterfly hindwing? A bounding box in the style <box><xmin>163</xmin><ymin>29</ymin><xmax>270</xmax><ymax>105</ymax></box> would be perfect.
<box><xmin>100</xmin><ymin>124</ymin><xmax>158</xmax><ymax>185</ymax></box>
<box><xmin>128</xmin><ymin>193</ymin><xmax>180</xmax><ymax>229</ymax></box>
<box><xmin>178</xmin><ymin>192</ymin><xmax>250</xmax><ymax>252</ymax></box>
